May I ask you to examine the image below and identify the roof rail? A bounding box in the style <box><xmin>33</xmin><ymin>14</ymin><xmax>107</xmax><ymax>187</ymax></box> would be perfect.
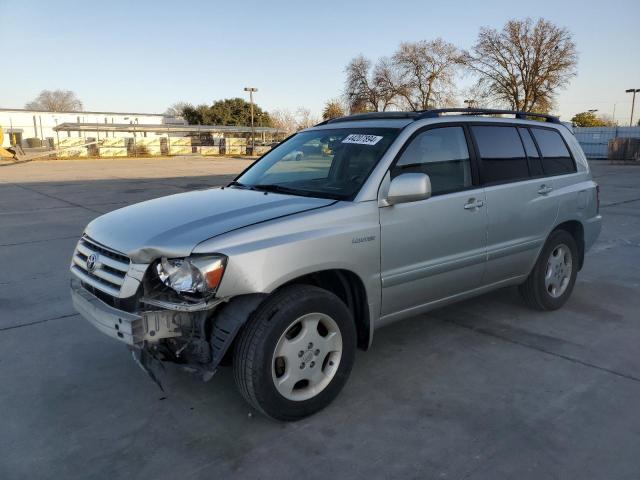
<box><xmin>415</xmin><ymin>108</ymin><xmax>560</xmax><ymax>123</ymax></box>
<box><xmin>319</xmin><ymin>111</ymin><xmax>421</xmax><ymax>125</ymax></box>
<box><xmin>313</xmin><ymin>108</ymin><xmax>560</xmax><ymax>127</ymax></box>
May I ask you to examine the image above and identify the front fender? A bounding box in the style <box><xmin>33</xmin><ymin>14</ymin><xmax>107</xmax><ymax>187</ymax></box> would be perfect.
<box><xmin>193</xmin><ymin>201</ymin><xmax>382</xmax><ymax>336</ymax></box>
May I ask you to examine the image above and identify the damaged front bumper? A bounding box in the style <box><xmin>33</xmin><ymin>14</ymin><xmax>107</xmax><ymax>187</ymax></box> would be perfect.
<box><xmin>70</xmin><ymin>279</ymin><xmax>228</xmax><ymax>387</ymax></box>
<box><xmin>71</xmin><ymin>278</ymin><xmax>143</xmax><ymax>345</ymax></box>
<box><xmin>71</xmin><ymin>278</ymin><xmax>224</xmax><ymax>345</ymax></box>
<box><xmin>70</xmin><ymin>279</ymin><xmax>164</xmax><ymax>388</ymax></box>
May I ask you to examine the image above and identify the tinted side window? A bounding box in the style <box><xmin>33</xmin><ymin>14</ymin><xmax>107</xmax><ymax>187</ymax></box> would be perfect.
<box><xmin>472</xmin><ymin>126</ymin><xmax>529</xmax><ymax>184</ymax></box>
<box><xmin>394</xmin><ymin>126</ymin><xmax>472</xmax><ymax>195</ymax></box>
<box><xmin>531</xmin><ymin>128</ymin><xmax>575</xmax><ymax>175</ymax></box>
<box><xmin>518</xmin><ymin>128</ymin><xmax>544</xmax><ymax>176</ymax></box>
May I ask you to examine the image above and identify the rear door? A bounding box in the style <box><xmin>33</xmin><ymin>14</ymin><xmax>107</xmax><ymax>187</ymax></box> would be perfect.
<box><xmin>379</xmin><ymin>125</ymin><xmax>487</xmax><ymax>320</ymax></box>
<box><xmin>471</xmin><ymin>124</ymin><xmax>560</xmax><ymax>284</ymax></box>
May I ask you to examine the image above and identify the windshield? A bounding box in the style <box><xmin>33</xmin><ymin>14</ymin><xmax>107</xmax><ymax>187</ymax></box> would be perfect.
<box><xmin>235</xmin><ymin>128</ymin><xmax>399</xmax><ymax>200</ymax></box>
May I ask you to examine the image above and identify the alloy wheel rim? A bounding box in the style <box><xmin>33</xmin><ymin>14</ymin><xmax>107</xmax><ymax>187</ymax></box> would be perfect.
<box><xmin>272</xmin><ymin>313</ymin><xmax>342</xmax><ymax>401</ymax></box>
<box><xmin>545</xmin><ymin>243</ymin><xmax>572</xmax><ymax>298</ymax></box>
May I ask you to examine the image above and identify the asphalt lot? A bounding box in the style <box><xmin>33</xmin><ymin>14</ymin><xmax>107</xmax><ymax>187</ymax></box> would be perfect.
<box><xmin>1</xmin><ymin>157</ymin><xmax>639</xmax><ymax>479</ymax></box>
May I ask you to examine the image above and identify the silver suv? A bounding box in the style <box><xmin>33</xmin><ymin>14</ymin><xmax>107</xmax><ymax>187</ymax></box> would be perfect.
<box><xmin>70</xmin><ymin>109</ymin><xmax>601</xmax><ymax>420</ymax></box>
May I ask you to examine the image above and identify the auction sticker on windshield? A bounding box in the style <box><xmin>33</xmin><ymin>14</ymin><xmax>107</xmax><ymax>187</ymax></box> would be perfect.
<box><xmin>342</xmin><ymin>134</ymin><xmax>383</xmax><ymax>146</ymax></box>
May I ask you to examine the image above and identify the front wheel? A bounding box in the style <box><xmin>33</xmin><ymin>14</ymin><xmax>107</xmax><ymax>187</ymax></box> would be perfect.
<box><xmin>233</xmin><ymin>285</ymin><xmax>356</xmax><ymax>421</ymax></box>
<box><xmin>519</xmin><ymin>229</ymin><xmax>579</xmax><ymax>310</ymax></box>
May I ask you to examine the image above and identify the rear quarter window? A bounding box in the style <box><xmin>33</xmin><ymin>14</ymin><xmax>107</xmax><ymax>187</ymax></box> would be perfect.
<box><xmin>471</xmin><ymin>126</ymin><xmax>529</xmax><ymax>184</ymax></box>
<box><xmin>531</xmin><ymin>128</ymin><xmax>576</xmax><ymax>175</ymax></box>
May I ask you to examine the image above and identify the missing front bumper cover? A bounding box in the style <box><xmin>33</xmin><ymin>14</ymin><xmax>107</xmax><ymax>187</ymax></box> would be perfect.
<box><xmin>71</xmin><ymin>279</ymin><xmax>227</xmax><ymax>389</ymax></box>
<box><xmin>131</xmin><ymin>345</ymin><xmax>166</xmax><ymax>391</ymax></box>
<box><xmin>71</xmin><ymin>279</ymin><xmax>143</xmax><ymax>345</ymax></box>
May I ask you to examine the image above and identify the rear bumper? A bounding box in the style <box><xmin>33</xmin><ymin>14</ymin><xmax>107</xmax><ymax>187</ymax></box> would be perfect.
<box><xmin>584</xmin><ymin>214</ymin><xmax>602</xmax><ymax>252</ymax></box>
<box><xmin>70</xmin><ymin>279</ymin><xmax>142</xmax><ymax>346</ymax></box>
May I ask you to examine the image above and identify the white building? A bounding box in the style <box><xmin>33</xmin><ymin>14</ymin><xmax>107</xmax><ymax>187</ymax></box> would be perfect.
<box><xmin>0</xmin><ymin>108</ymin><xmax>182</xmax><ymax>148</ymax></box>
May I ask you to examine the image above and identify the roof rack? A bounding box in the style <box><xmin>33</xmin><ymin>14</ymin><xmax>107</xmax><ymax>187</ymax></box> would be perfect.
<box><xmin>316</xmin><ymin>108</ymin><xmax>560</xmax><ymax>127</ymax></box>
<box><xmin>319</xmin><ymin>111</ymin><xmax>421</xmax><ymax>125</ymax></box>
<box><xmin>415</xmin><ymin>108</ymin><xmax>560</xmax><ymax>123</ymax></box>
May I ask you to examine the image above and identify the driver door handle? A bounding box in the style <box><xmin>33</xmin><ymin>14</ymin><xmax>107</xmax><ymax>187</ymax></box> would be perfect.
<box><xmin>538</xmin><ymin>184</ymin><xmax>553</xmax><ymax>195</ymax></box>
<box><xmin>464</xmin><ymin>198</ymin><xmax>484</xmax><ymax>210</ymax></box>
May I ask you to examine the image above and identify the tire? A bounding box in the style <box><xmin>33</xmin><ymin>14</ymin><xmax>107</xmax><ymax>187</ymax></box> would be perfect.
<box><xmin>233</xmin><ymin>285</ymin><xmax>356</xmax><ymax>421</ymax></box>
<box><xmin>519</xmin><ymin>229</ymin><xmax>579</xmax><ymax>311</ymax></box>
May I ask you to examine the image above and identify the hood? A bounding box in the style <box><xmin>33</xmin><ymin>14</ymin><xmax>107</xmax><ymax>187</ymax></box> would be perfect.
<box><xmin>85</xmin><ymin>187</ymin><xmax>334</xmax><ymax>262</ymax></box>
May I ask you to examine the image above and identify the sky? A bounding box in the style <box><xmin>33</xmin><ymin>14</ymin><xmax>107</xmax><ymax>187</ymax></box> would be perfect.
<box><xmin>1</xmin><ymin>0</ymin><xmax>639</xmax><ymax>123</ymax></box>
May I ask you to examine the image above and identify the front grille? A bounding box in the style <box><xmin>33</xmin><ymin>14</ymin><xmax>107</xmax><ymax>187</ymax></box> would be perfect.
<box><xmin>71</xmin><ymin>236</ymin><xmax>131</xmax><ymax>297</ymax></box>
<box><xmin>81</xmin><ymin>281</ymin><xmax>140</xmax><ymax>312</ymax></box>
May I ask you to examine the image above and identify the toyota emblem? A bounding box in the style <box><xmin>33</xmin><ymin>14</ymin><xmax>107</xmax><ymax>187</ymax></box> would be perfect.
<box><xmin>86</xmin><ymin>253</ymin><xmax>99</xmax><ymax>272</ymax></box>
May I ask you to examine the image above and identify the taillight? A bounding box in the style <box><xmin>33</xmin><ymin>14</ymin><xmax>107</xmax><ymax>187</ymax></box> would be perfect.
<box><xmin>596</xmin><ymin>184</ymin><xmax>600</xmax><ymax>213</ymax></box>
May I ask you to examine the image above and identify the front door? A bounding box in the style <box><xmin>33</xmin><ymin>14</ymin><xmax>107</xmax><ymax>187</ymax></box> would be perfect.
<box><xmin>380</xmin><ymin>125</ymin><xmax>487</xmax><ymax>321</ymax></box>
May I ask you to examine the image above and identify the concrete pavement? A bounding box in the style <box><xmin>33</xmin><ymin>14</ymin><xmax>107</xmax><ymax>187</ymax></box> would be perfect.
<box><xmin>1</xmin><ymin>157</ymin><xmax>639</xmax><ymax>479</ymax></box>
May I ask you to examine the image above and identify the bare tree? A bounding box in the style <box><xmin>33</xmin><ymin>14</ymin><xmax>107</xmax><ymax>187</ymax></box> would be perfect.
<box><xmin>164</xmin><ymin>101</ymin><xmax>193</xmax><ymax>117</ymax></box>
<box><xmin>372</xmin><ymin>57</ymin><xmax>404</xmax><ymax>111</ymax></box>
<box><xmin>25</xmin><ymin>89</ymin><xmax>83</xmax><ymax>112</ymax></box>
<box><xmin>270</xmin><ymin>108</ymin><xmax>299</xmax><ymax>134</ymax></box>
<box><xmin>295</xmin><ymin>108</ymin><xmax>320</xmax><ymax>130</ymax></box>
<box><xmin>599</xmin><ymin>114</ymin><xmax>617</xmax><ymax>127</ymax></box>
<box><xmin>344</xmin><ymin>41</ymin><xmax>461</xmax><ymax>113</ymax></box>
<box><xmin>390</xmin><ymin>39</ymin><xmax>462</xmax><ymax>110</ymax></box>
<box><xmin>463</xmin><ymin>18</ymin><xmax>577</xmax><ymax>112</ymax></box>
<box><xmin>270</xmin><ymin>108</ymin><xmax>321</xmax><ymax>133</ymax></box>
<box><xmin>345</xmin><ymin>55</ymin><xmax>390</xmax><ymax>113</ymax></box>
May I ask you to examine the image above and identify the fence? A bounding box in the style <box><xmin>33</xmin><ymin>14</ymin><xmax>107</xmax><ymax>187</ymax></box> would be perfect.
<box><xmin>1</xmin><ymin>122</ymin><xmax>284</xmax><ymax>158</ymax></box>
<box><xmin>574</xmin><ymin>126</ymin><xmax>640</xmax><ymax>159</ymax></box>
<box><xmin>54</xmin><ymin>135</ymin><xmax>256</xmax><ymax>158</ymax></box>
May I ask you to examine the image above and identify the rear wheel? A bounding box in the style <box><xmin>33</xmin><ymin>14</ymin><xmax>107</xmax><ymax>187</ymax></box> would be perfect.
<box><xmin>519</xmin><ymin>229</ymin><xmax>578</xmax><ymax>310</ymax></box>
<box><xmin>233</xmin><ymin>285</ymin><xmax>356</xmax><ymax>421</ymax></box>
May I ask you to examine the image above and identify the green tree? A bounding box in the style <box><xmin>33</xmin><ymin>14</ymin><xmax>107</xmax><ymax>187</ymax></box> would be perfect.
<box><xmin>181</xmin><ymin>98</ymin><xmax>272</xmax><ymax>126</ymax></box>
<box><xmin>209</xmin><ymin>98</ymin><xmax>272</xmax><ymax>126</ymax></box>
<box><xmin>322</xmin><ymin>99</ymin><xmax>345</xmax><ymax>120</ymax></box>
<box><xmin>571</xmin><ymin>111</ymin><xmax>615</xmax><ymax>127</ymax></box>
<box><xmin>181</xmin><ymin>104</ymin><xmax>206</xmax><ymax>124</ymax></box>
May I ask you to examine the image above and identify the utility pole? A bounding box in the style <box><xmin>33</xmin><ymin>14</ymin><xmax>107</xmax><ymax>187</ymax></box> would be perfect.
<box><xmin>54</xmin><ymin>118</ymin><xmax>60</xmax><ymax>146</ymax></box>
<box><xmin>244</xmin><ymin>87</ymin><xmax>258</xmax><ymax>154</ymax></box>
<box><xmin>626</xmin><ymin>88</ymin><xmax>640</xmax><ymax>126</ymax></box>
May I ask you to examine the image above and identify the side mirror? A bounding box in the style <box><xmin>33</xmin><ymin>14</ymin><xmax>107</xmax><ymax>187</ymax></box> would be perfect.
<box><xmin>386</xmin><ymin>173</ymin><xmax>432</xmax><ymax>205</ymax></box>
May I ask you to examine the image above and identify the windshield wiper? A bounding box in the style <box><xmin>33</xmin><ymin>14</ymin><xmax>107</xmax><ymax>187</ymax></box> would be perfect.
<box><xmin>228</xmin><ymin>180</ymin><xmax>252</xmax><ymax>189</ymax></box>
<box><xmin>229</xmin><ymin>181</ymin><xmax>308</xmax><ymax>196</ymax></box>
<box><xmin>252</xmin><ymin>184</ymin><xmax>345</xmax><ymax>200</ymax></box>
<box><xmin>252</xmin><ymin>183</ymin><xmax>324</xmax><ymax>197</ymax></box>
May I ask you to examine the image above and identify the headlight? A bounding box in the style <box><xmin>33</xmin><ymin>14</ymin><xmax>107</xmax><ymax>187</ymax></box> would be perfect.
<box><xmin>156</xmin><ymin>255</ymin><xmax>227</xmax><ymax>295</ymax></box>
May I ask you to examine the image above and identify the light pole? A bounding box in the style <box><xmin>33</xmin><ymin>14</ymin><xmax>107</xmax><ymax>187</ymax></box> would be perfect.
<box><xmin>244</xmin><ymin>87</ymin><xmax>258</xmax><ymax>154</ymax></box>
<box><xmin>54</xmin><ymin>118</ymin><xmax>60</xmax><ymax>146</ymax></box>
<box><xmin>464</xmin><ymin>99</ymin><xmax>476</xmax><ymax>109</ymax></box>
<box><xmin>588</xmin><ymin>109</ymin><xmax>598</xmax><ymax>113</ymax></box>
<box><xmin>625</xmin><ymin>88</ymin><xmax>640</xmax><ymax>126</ymax></box>
<box><xmin>124</xmin><ymin>116</ymin><xmax>138</xmax><ymax>156</ymax></box>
